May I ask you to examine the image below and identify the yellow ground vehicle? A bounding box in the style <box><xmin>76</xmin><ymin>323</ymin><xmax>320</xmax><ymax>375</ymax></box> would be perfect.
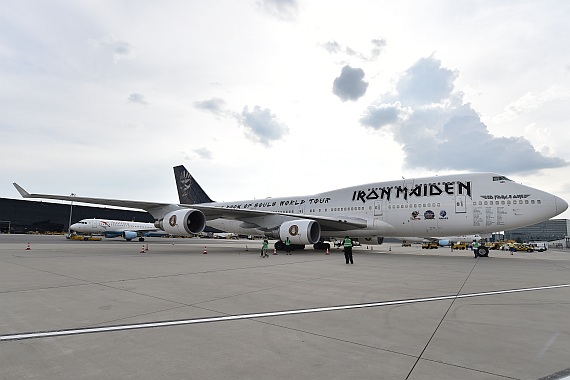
<box><xmin>452</xmin><ymin>242</ymin><xmax>467</xmax><ymax>250</ymax></box>
<box><xmin>68</xmin><ymin>234</ymin><xmax>102</xmax><ymax>241</ymax></box>
<box><xmin>486</xmin><ymin>242</ymin><xmax>501</xmax><ymax>250</ymax></box>
<box><xmin>422</xmin><ymin>242</ymin><xmax>438</xmax><ymax>249</ymax></box>
<box><xmin>401</xmin><ymin>240</ymin><xmax>411</xmax><ymax>247</ymax></box>
<box><xmin>514</xmin><ymin>243</ymin><xmax>534</xmax><ymax>252</ymax></box>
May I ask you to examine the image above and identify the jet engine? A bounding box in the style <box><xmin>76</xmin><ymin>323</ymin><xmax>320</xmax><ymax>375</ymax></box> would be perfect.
<box><xmin>122</xmin><ymin>231</ymin><xmax>138</xmax><ymax>241</ymax></box>
<box><xmin>156</xmin><ymin>209</ymin><xmax>206</xmax><ymax>236</ymax></box>
<box><xmin>438</xmin><ymin>239</ymin><xmax>450</xmax><ymax>247</ymax></box>
<box><xmin>279</xmin><ymin>220</ymin><xmax>320</xmax><ymax>245</ymax></box>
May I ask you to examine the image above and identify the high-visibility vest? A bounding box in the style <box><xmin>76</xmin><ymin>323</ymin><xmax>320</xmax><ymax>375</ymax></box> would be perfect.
<box><xmin>343</xmin><ymin>238</ymin><xmax>352</xmax><ymax>247</ymax></box>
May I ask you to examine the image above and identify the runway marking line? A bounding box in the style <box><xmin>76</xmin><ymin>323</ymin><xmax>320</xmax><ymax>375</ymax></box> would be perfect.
<box><xmin>1</xmin><ymin>283</ymin><xmax>569</xmax><ymax>342</ymax></box>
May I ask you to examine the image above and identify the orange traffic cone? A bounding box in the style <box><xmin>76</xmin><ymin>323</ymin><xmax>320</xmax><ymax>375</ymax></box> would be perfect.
<box><xmin>145</xmin><ymin>243</ymin><xmax>149</xmax><ymax>252</ymax></box>
<box><xmin>203</xmin><ymin>246</ymin><xmax>207</xmax><ymax>254</ymax></box>
<box><xmin>325</xmin><ymin>248</ymin><xmax>329</xmax><ymax>255</ymax></box>
<box><xmin>273</xmin><ymin>248</ymin><xmax>277</xmax><ymax>255</ymax></box>
<box><xmin>140</xmin><ymin>245</ymin><xmax>145</xmax><ymax>253</ymax></box>
<box><xmin>26</xmin><ymin>242</ymin><xmax>31</xmax><ymax>251</ymax></box>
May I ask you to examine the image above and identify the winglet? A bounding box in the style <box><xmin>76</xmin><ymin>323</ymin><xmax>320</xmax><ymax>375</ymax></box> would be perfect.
<box><xmin>13</xmin><ymin>183</ymin><xmax>30</xmax><ymax>198</ymax></box>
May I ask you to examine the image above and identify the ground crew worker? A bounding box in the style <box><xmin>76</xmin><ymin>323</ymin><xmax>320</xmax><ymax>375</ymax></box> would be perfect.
<box><xmin>285</xmin><ymin>237</ymin><xmax>291</xmax><ymax>255</ymax></box>
<box><xmin>343</xmin><ymin>236</ymin><xmax>353</xmax><ymax>264</ymax></box>
<box><xmin>261</xmin><ymin>239</ymin><xmax>269</xmax><ymax>258</ymax></box>
<box><xmin>473</xmin><ymin>240</ymin><xmax>479</xmax><ymax>258</ymax></box>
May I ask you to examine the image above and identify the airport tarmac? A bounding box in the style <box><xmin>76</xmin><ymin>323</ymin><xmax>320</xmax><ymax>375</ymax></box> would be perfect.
<box><xmin>1</xmin><ymin>234</ymin><xmax>569</xmax><ymax>380</ymax></box>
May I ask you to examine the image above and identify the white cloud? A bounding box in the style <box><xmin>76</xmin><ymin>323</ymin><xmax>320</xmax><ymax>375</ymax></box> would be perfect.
<box><xmin>240</xmin><ymin>106</ymin><xmax>289</xmax><ymax>146</ymax></box>
<box><xmin>256</xmin><ymin>0</ymin><xmax>299</xmax><ymax>21</ymax></box>
<box><xmin>361</xmin><ymin>57</ymin><xmax>568</xmax><ymax>174</ymax></box>
<box><xmin>127</xmin><ymin>93</ymin><xmax>148</xmax><ymax>106</ymax></box>
<box><xmin>88</xmin><ymin>35</ymin><xmax>136</xmax><ymax>64</ymax></box>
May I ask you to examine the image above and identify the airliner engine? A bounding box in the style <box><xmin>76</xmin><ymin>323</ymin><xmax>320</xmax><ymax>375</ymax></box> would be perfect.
<box><xmin>156</xmin><ymin>209</ymin><xmax>206</xmax><ymax>236</ymax></box>
<box><xmin>122</xmin><ymin>231</ymin><xmax>138</xmax><ymax>241</ymax></box>
<box><xmin>279</xmin><ymin>220</ymin><xmax>320</xmax><ymax>245</ymax></box>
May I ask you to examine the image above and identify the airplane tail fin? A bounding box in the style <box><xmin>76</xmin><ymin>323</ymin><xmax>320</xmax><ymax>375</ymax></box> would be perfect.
<box><xmin>173</xmin><ymin>165</ymin><xmax>213</xmax><ymax>204</ymax></box>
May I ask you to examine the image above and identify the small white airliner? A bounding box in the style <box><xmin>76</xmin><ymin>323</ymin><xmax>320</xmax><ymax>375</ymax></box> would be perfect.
<box><xmin>70</xmin><ymin>218</ymin><xmax>162</xmax><ymax>241</ymax></box>
<box><xmin>14</xmin><ymin>169</ymin><xmax>568</xmax><ymax>257</ymax></box>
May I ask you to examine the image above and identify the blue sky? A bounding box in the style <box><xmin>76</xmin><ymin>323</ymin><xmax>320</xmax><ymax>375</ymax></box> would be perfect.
<box><xmin>1</xmin><ymin>0</ymin><xmax>569</xmax><ymax>219</ymax></box>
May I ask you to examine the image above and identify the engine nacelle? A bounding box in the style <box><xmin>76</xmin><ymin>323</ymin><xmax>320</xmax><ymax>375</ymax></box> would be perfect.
<box><xmin>122</xmin><ymin>231</ymin><xmax>138</xmax><ymax>241</ymax></box>
<box><xmin>279</xmin><ymin>220</ymin><xmax>320</xmax><ymax>245</ymax></box>
<box><xmin>157</xmin><ymin>209</ymin><xmax>206</xmax><ymax>236</ymax></box>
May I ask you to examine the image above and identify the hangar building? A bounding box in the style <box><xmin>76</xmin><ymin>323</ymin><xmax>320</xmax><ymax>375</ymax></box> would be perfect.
<box><xmin>0</xmin><ymin>198</ymin><xmax>153</xmax><ymax>234</ymax></box>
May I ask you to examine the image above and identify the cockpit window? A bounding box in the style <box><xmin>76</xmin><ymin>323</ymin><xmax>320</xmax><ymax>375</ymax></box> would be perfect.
<box><xmin>493</xmin><ymin>176</ymin><xmax>512</xmax><ymax>182</ymax></box>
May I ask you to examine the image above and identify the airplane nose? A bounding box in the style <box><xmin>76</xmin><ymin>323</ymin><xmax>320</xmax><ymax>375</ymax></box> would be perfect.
<box><xmin>555</xmin><ymin>195</ymin><xmax>569</xmax><ymax>215</ymax></box>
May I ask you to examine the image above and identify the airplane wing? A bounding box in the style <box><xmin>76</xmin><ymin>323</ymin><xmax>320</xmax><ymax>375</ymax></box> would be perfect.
<box><xmin>13</xmin><ymin>183</ymin><xmax>173</xmax><ymax>211</ymax></box>
<box><xmin>14</xmin><ymin>183</ymin><xmax>368</xmax><ymax>232</ymax></box>
<box><xmin>186</xmin><ymin>203</ymin><xmax>368</xmax><ymax>231</ymax></box>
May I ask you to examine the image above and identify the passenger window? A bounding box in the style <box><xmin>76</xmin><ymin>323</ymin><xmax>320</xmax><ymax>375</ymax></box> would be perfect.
<box><xmin>537</xmin><ymin>200</ymin><xmax>541</xmax><ymax>204</ymax></box>
<box><xmin>531</xmin><ymin>200</ymin><xmax>535</xmax><ymax>204</ymax></box>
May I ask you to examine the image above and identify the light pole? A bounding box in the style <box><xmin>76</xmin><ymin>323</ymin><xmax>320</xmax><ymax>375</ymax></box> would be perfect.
<box><xmin>67</xmin><ymin>193</ymin><xmax>76</xmax><ymax>238</ymax></box>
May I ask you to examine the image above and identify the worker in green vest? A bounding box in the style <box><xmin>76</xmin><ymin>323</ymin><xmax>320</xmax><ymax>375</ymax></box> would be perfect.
<box><xmin>343</xmin><ymin>236</ymin><xmax>353</xmax><ymax>264</ymax></box>
<box><xmin>261</xmin><ymin>239</ymin><xmax>269</xmax><ymax>258</ymax></box>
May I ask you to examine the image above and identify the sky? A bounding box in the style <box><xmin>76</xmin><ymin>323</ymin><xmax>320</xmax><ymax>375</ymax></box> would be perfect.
<box><xmin>1</xmin><ymin>0</ymin><xmax>570</xmax><ymax>219</ymax></box>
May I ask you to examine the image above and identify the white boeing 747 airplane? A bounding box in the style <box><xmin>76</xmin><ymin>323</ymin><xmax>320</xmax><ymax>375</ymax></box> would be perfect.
<box><xmin>70</xmin><ymin>218</ymin><xmax>162</xmax><ymax>241</ymax></box>
<box><xmin>14</xmin><ymin>171</ymin><xmax>568</xmax><ymax>257</ymax></box>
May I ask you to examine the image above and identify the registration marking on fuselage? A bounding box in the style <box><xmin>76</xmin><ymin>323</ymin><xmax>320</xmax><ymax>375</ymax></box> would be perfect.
<box><xmin>2</xmin><ymin>283</ymin><xmax>568</xmax><ymax>342</ymax></box>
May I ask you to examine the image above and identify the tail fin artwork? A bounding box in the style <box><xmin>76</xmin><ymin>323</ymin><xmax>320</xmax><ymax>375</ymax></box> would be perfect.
<box><xmin>173</xmin><ymin>165</ymin><xmax>213</xmax><ymax>204</ymax></box>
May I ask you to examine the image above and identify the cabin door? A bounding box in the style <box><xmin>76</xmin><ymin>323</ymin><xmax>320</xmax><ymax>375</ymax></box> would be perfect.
<box><xmin>455</xmin><ymin>195</ymin><xmax>467</xmax><ymax>213</ymax></box>
<box><xmin>374</xmin><ymin>200</ymin><xmax>383</xmax><ymax>216</ymax></box>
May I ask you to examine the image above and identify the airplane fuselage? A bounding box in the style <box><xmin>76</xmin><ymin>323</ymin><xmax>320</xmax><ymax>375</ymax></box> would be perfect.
<box><xmin>70</xmin><ymin>218</ymin><xmax>158</xmax><ymax>240</ymax></box>
<box><xmin>202</xmin><ymin>173</ymin><xmax>564</xmax><ymax>239</ymax></box>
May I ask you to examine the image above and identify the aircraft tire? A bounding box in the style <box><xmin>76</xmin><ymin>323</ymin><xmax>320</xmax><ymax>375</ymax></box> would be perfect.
<box><xmin>139</xmin><ymin>237</ymin><xmax>145</xmax><ymax>242</ymax></box>
<box><xmin>478</xmin><ymin>247</ymin><xmax>489</xmax><ymax>257</ymax></box>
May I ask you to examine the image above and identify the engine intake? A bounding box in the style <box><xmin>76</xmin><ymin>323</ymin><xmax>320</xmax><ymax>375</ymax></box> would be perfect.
<box><xmin>157</xmin><ymin>209</ymin><xmax>206</xmax><ymax>236</ymax></box>
<box><xmin>279</xmin><ymin>220</ymin><xmax>320</xmax><ymax>245</ymax></box>
<box><xmin>122</xmin><ymin>231</ymin><xmax>138</xmax><ymax>241</ymax></box>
